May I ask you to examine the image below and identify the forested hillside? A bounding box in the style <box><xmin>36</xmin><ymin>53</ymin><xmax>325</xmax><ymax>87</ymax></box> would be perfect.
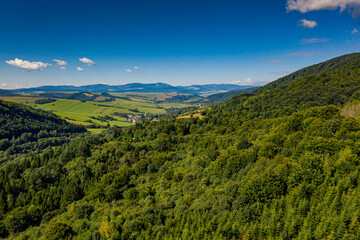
<box><xmin>2</xmin><ymin>53</ymin><xmax>360</xmax><ymax>239</ymax></box>
<box><xmin>33</xmin><ymin>92</ymin><xmax>116</xmax><ymax>102</ymax></box>
<box><xmin>206</xmin><ymin>87</ymin><xmax>258</xmax><ymax>103</ymax></box>
<box><xmin>254</xmin><ymin>52</ymin><xmax>360</xmax><ymax>94</ymax></box>
<box><xmin>221</xmin><ymin>56</ymin><xmax>360</xmax><ymax>120</ymax></box>
<box><xmin>0</xmin><ymin>90</ymin><xmax>20</xmax><ymax>97</ymax></box>
<box><xmin>0</xmin><ymin>100</ymin><xmax>86</xmax><ymax>162</ymax></box>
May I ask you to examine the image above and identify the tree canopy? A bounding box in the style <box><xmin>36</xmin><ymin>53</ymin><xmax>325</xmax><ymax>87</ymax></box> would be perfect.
<box><xmin>1</xmin><ymin>53</ymin><xmax>360</xmax><ymax>239</ymax></box>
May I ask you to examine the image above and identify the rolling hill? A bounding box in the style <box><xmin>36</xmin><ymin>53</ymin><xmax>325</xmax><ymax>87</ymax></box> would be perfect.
<box><xmin>0</xmin><ymin>99</ymin><xmax>86</xmax><ymax>161</ymax></box>
<box><xmin>3</xmin><ymin>53</ymin><xmax>360</xmax><ymax>239</ymax></box>
<box><xmin>221</xmin><ymin>53</ymin><xmax>360</xmax><ymax>120</ymax></box>
<box><xmin>0</xmin><ymin>89</ymin><xmax>20</xmax><ymax>97</ymax></box>
<box><xmin>254</xmin><ymin>52</ymin><xmax>360</xmax><ymax>94</ymax></box>
<box><xmin>0</xmin><ymin>100</ymin><xmax>85</xmax><ymax>140</ymax></box>
<box><xmin>206</xmin><ymin>87</ymin><xmax>258</xmax><ymax>103</ymax></box>
<box><xmin>11</xmin><ymin>83</ymin><xmax>255</xmax><ymax>95</ymax></box>
<box><xmin>33</xmin><ymin>92</ymin><xmax>116</xmax><ymax>102</ymax></box>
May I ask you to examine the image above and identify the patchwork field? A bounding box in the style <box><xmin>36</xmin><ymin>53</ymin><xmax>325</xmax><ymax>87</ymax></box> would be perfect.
<box><xmin>177</xmin><ymin>109</ymin><xmax>205</xmax><ymax>119</ymax></box>
<box><xmin>0</xmin><ymin>94</ymin><xmax>194</xmax><ymax>132</ymax></box>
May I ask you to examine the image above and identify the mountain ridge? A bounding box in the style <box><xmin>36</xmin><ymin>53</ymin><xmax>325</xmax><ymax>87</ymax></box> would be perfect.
<box><xmin>218</xmin><ymin>52</ymin><xmax>360</xmax><ymax>118</ymax></box>
<box><xmin>9</xmin><ymin>83</ymin><xmax>256</xmax><ymax>95</ymax></box>
<box><xmin>3</xmin><ymin>53</ymin><xmax>360</xmax><ymax>239</ymax></box>
<box><xmin>254</xmin><ymin>52</ymin><xmax>360</xmax><ymax>94</ymax></box>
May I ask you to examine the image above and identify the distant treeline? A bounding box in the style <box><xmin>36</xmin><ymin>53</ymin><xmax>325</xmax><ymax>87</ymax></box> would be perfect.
<box><xmin>2</xmin><ymin>53</ymin><xmax>360</xmax><ymax>239</ymax></box>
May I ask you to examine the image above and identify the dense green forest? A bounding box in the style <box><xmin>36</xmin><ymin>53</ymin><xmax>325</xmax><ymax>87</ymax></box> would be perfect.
<box><xmin>0</xmin><ymin>90</ymin><xmax>20</xmax><ymax>97</ymax></box>
<box><xmin>1</xmin><ymin>53</ymin><xmax>360</xmax><ymax>239</ymax></box>
<box><xmin>206</xmin><ymin>87</ymin><xmax>258</xmax><ymax>103</ymax></box>
<box><xmin>0</xmin><ymin>100</ymin><xmax>86</xmax><ymax>162</ymax></box>
<box><xmin>254</xmin><ymin>52</ymin><xmax>360</xmax><ymax>94</ymax></box>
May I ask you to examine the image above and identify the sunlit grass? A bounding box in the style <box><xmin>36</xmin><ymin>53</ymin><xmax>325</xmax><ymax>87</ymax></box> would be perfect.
<box><xmin>1</xmin><ymin>94</ymin><xmax>194</xmax><ymax>131</ymax></box>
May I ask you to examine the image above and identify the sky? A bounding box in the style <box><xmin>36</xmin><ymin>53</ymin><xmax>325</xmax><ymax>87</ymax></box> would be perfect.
<box><xmin>1</xmin><ymin>0</ymin><xmax>360</xmax><ymax>89</ymax></box>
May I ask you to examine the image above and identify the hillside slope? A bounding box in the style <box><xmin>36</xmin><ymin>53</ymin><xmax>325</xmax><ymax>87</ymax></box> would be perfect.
<box><xmin>207</xmin><ymin>87</ymin><xmax>258</xmax><ymax>103</ymax></box>
<box><xmin>0</xmin><ymin>100</ymin><xmax>86</xmax><ymax>160</ymax></box>
<box><xmin>254</xmin><ymin>52</ymin><xmax>360</xmax><ymax>94</ymax></box>
<box><xmin>221</xmin><ymin>56</ymin><xmax>360</xmax><ymax>120</ymax></box>
<box><xmin>35</xmin><ymin>92</ymin><xmax>116</xmax><ymax>102</ymax></box>
<box><xmin>3</xmin><ymin>54</ymin><xmax>360</xmax><ymax>239</ymax></box>
<box><xmin>0</xmin><ymin>89</ymin><xmax>20</xmax><ymax>97</ymax></box>
<box><xmin>13</xmin><ymin>83</ymin><xmax>254</xmax><ymax>95</ymax></box>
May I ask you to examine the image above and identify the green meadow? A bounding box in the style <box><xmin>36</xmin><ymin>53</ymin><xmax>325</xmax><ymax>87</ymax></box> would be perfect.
<box><xmin>0</xmin><ymin>94</ymin><xmax>193</xmax><ymax>132</ymax></box>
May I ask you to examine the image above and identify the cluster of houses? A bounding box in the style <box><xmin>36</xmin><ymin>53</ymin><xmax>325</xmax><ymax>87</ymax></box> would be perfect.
<box><xmin>127</xmin><ymin>114</ymin><xmax>142</xmax><ymax>124</ymax></box>
<box><xmin>127</xmin><ymin>114</ymin><xmax>163</xmax><ymax>124</ymax></box>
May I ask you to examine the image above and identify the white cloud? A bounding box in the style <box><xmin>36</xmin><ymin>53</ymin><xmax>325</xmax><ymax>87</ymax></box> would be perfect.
<box><xmin>229</xmin><ymin>80</ymin><xmax>243</xmax><ymax>85</ymax></box>
<box><xmin>134</xmin><ymin>66</ymin><xmax>139</xmax><ymax>69</ymax></box>
<box><xmin>124</xmin><ymin>69</ymin><xmax>133</xmax><ymax>72</ymax></box>
<box><xmin>53</xmin><ymin>59</ymin><xmax>67</xmax><ymax>66</ymax></box>
<box><xmin>298</xmin><ymin>19</ymin><xmax>318</xmax><ymax>28</ymax></box>
<box><xmin>230</xmin><ymin>78</ymin><xmax>254</xmax><ymax>85</ymax></box>
<box><xmin>1</xmin><ymin>83</ymin><xmax>7</xmax><ymax>88</ymax></box>
<box><xmin>266</xmin><ymin>59</ymin><xmax>287</xmax><ymax>64</ymax></box>
<box><xmin>77</xmin><ymin>67</ymin><xmax>84</xmax><ymax>71</ymax></box>
<box><xmin>301</xmin><ymin>38</ymin><xmax>330</xmax><ymax>44</ymax></box>
<box><xmin>5</xmin><ymin>58</ymin><xmax>51</xmax><ymax>71</ymax></box>
<box><xmin>245</xmin><ymin>78</ymin><xmax>253</xmax><ymax>84</ymax></box>
<box><xmin>352</xmin><ymin>28</ymin><xmax>359</xmax><ymax>34</ymax></box>
<box><xmin>287</xmin><ymin>0</ymin><xmax>360</xmax><ymax>17</ymax></box>
<box><xmin>79</xmin><ymin>57</ymin><xmax>95</xmax><ymax>66</ymax></box>
<box><xmin>53</xmin><ymin>59</ymin><xmax>67</xmax><ymax>70</ymax></box>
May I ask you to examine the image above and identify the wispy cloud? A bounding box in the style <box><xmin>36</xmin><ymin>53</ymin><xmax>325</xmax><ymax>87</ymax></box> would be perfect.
<box><xmin>230</xmin><ymin>78</ymin><xmax>254</xmax><ymax>85</ymax></box>
<box><xmin>298</xmin><ymin>19</ymin><xmax>318</xmax><ymax>28</ymax></box>
<box><xmin>53</xmin><ymin>59</ymin><xmax>67</xmax><ymax>70</ymax></box>
<box><xmin>77</xmin><ymin>67</ymin><xmax>84</xmax><ymax>71</ymax></box>
<box><xmin>79</xmin><ymin>57</ymin><xmax>95</xmax><ymax>66</ymax></box>
<box><xmin>125</xmin><ymin>66</ymin><xmax>141</xmax><ymax>72</ymax></box>
<box><xmin>287</xmin><ymin>0</ymin><xmax>360</xmax><ymax>18</ymax></box>
<box><xmin>301</xmin><ymin>38</ymin><xmax>330</xmax><ymax>44</ymax></box>
<box><xmin>265</xmin><ymin>59</ymin><xmax>287</xmax><ymax>65</ymax></box>
<box><xmin>285</xmin><ymin>51</ymin><xmax>330</xmax><ymax>57</ymax></box>
<box><xmin>53</xmin><ymin>59</ymin><xmax>67</xmax><ymax>66</ymax></box>
<box><xmin>5</xmin><ymin>58</ymin><xmax>51</xmax><ymax>71</ymax></box>
<box><xmin>352</xmin><ymin>28</ymin><xmax>359</xmax><ymax>34</ymax></box>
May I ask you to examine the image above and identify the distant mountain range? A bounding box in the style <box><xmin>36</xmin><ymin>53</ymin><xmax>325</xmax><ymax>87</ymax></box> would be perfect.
<box><xmin>10</xmin><ymin>83</ymin><xmax>256</xmax><ymax>95</ymax></box>
<box><xmin>206</xmin><ymin>87</ymin><xmax>259</xmax><ymax>103</ymax></box>
<box><xmin>0</xmin><ymin>89</ymin><xmax>20</xmax><ymax>97</ymax></box>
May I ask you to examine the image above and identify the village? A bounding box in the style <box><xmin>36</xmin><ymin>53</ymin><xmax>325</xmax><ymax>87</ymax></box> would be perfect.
<box><xmin>127</xmin><ymin>113</ymin><xmax>160</xmax><ymax>124</ymax></box>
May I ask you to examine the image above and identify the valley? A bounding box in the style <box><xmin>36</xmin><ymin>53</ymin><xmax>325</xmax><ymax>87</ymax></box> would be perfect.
<box><xmin>0</xmin><ymin>93</ymin><xmax>197</xmax><ymax>132</ymax></box>
<box><xmin>0</xmin><ymin>85</ymin><xmax>256</xmax><ymax>133</ymax></box>
<box><xmin>3</xmin><ymin>1</ymin><xmax>360</xmax><ymax>239</ymax></box>
<box><xmin>1</xmin><ymin>53</ymin><xmax>360</xmax><ymax>239</ymax></box>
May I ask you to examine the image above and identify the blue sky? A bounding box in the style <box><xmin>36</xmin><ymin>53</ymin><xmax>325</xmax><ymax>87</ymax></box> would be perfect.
<box><xmin>1</xmin><ymin>0</ymin><xmax>360</xmax><ymax>88</ymax></box>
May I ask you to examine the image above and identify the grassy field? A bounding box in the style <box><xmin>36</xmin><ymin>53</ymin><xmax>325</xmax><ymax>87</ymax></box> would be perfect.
<box><xmin>177</xmin><ymin>108</ymin><xmax>205</xmax><ymax>119</ymax></box>
<box><xmin>0</xmin><ymin>94</ymin><xmax>194</xmax><ymax>131</ymax></box>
